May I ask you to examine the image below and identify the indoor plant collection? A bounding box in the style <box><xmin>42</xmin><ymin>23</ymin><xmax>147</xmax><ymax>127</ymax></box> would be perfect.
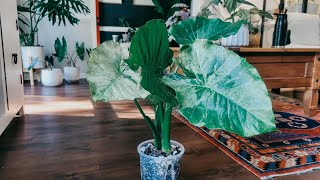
<box><xmin>87</xmin><ymin>17</ymin><xmax>276</xmax><ymax>179</ymax></box>
<box><xmin>17</xmin><ymin>0</ymin><xmax>89</xmax><ymax>74</ymax></box>
<box><xmin>198</xmin><ymin>0</ymin><xmax>273</xmax><ymax>46</ymax></box>
<box><xmin>53</xmin><ymin>36</ymin><xmax>86</xmax><ymax>83</ymax></box>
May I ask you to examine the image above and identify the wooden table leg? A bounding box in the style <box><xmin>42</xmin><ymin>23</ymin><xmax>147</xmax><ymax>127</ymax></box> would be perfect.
<box><xmin>303</xmin><ymin>88</ymin><xmax>319</xmax><ymax>117</ymax></box>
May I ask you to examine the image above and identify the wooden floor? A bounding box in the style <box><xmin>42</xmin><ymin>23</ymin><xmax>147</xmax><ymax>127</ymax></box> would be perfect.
<box><xmin>0</xmin><ymin>80</ymin><xmax>319</xmax><ymax>180</ymax></box>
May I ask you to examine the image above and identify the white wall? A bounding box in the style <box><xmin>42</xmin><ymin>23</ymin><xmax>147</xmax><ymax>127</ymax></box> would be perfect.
<box><xmin>37</xmin><ymin>0</ymin><xmax>97</xmax><ymax>77</ymax></box>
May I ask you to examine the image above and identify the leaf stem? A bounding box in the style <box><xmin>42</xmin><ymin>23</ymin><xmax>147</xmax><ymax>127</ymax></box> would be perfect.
<box><xmin>161</xmin><ymin>103</ymin><xmax>172</xmax><ymax>154</ymax></box>
<box><xmin>134</xmin><ymin>99</ymin><xmax>161</xmax><ymax>149</ymax></box>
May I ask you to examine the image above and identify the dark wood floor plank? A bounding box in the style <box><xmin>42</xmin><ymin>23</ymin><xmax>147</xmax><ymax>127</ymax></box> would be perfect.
<box><xmin>0</xmin><ymin>80</ymin><xmax>318</xmax><ymax>179</ymax></box>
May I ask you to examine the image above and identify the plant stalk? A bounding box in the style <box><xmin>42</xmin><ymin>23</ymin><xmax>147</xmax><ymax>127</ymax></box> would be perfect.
<box><xmin>161</xmin><ymin>103</ymin><xmax>172</xmax><ymax>154</ymax></box>
<box><xmin>134</xmin><ymin>99</ymin><xmax>161</xmax><ymax>149</ymax></box>
<box><xmin>155</xmin><ymin>101</ymin><xmax>163</xmax><ymax>133</ymax></box>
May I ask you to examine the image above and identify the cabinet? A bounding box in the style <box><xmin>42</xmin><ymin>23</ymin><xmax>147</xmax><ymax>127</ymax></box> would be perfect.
<box><xmin>0</xmin><ymin>0</ymin><xmax>24</xmax><ymax>135</ymax></box>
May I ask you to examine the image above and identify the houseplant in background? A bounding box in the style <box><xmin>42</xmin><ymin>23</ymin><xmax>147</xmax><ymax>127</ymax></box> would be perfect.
<box><xmin>87</xmin><ymin>18</ymin><xmax>276</xmax><ymax>179</ymax></box>
<box><xmin>53</xmin><ymin>36</ymin><xmax>86</xmax><ymax>83</ymax></box>
<box><xmin>17</xmin><ymin>0</ymin><xmax>90</xmax><ymax>69</ymax></box>
<box><xmin>198</xmin><ymin>0</ymin><xmax>273</xmax><ymax>46</ymax></box>
<box><xmin>40</xmin><ymin>55</ymin><xmax>63</xmax><ymax>87</ymax></box>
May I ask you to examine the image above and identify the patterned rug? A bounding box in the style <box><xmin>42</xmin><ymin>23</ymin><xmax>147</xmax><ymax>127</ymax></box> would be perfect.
<box><xmin>173</xmin><ymin>94</ymin><xmax>320</xmax><ymax>179</ymax></box>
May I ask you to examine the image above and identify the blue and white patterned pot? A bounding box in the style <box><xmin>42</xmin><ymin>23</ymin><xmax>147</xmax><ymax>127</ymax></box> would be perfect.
<box><xmin>137</xmin><ymin>139</ymin><xmax>185</xmax><ymax>180</ymax></box>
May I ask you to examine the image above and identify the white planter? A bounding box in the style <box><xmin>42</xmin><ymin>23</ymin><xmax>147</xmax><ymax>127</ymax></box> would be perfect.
<box><xmin>63</xmin><ymin>67</ymin><xmax>80</xmax><ymax>83</ymax></box>
<box><xmin>137</xmin><ymin>139</ymin><xmax>185</xmax><ymax>180</ymax></box>
<box><xmin>21</xmin><ymin>46</ymin><xmax>45</xmax><ymax>69</ymax></box>
<box><xmin>221</xmin><ymin>25</ymin><xmax>250</xmax><ymax>46</ymax></box>
<box><xmin>41</xmin><ymin>69</ymin><xmax>63</xmax><ymax>87</ymax></box>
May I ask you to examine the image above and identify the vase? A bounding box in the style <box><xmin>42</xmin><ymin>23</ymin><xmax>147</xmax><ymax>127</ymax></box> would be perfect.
<box><xmin>41</xmin><ymin>69</ymin><xmax>63</xmax><ymax>87</ymax></box>
<box><xmin>137</xmin><ymin>139</ymin><xmax>185</xmax><ymax>180</ymax></box>
<box><xmin>63</xmin><ymin>66</ymin><xmax>80</xmax><ymax>83</ymax></box>
<box><xmin>221</xmin><ymin>24</ymin><xmax>250</xmax><ymax>46</ymax></box>
<box><xmin>21</xmin><ymin>46</ymin><xmax>45</xmax><ymax>69</ymax></box>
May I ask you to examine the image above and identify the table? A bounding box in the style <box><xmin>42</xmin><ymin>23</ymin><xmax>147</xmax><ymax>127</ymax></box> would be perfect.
<box><xmin>171</xmin><ymin>47</ymin><xmax>320</xmax><ymax>117</ymax></box>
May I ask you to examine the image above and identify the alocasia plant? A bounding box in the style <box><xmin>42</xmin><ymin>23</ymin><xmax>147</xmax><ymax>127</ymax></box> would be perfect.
<box><xmin>54</xmin><ymin>36</ymin><xmax>86</xmax><ymax>67</ymax></box>
<box><xmin>87</xmin><ymin>18</ymin><xmax>276</xmax><ymax>154</ymax></box>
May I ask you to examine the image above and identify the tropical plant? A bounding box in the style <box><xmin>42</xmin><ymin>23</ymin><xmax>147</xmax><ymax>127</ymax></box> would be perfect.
<box><xmin>54</xmin><ymin>36</ymin><xmax>86</xmax><ymax>67</ymax></box>
<box><xmin>87</xmin><ymin>18</ymin><xmax>276</xmax><ymax>154</ymax></box>
<box><xmin>17</xmin><ymin>0</ymin><xmax>90</xmax><ymax>46</ymax></box>
<box><xmin>199</xmin><ymin>0</ymin><xmax>273</xmax><ymax>33</ymax></box>
<box><xmin>44</xmin><ymin>55</ymin><xmax>55</xmax><ymax>70</ymax></box>
<box><xmin>152</xmin><ymin>0</ymin><xmax>181</xmax><ymax>19</ymax></box>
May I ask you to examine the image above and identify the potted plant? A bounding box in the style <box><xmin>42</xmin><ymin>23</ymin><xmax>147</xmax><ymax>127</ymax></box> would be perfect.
<box><xmin>118</xmin><ymin>17</ymin><xmax>137</xmax><ymax>42</ymax></box>
<box><xmin>41</xmin><ymin>56</ymin><xmax>63</xmax><ymax>87</ymax></box>
<box><xmin>17</xmin><ymin>0</ymin><xmax>90</xmax><ymax>69</ymax></box>
<box><xmin>87</xmin><ymin>18</ymin><xmax>276</xmax><ymax>179</ymax></box>
<box><xmin>53</xmin><ymin>36</ymin><xmax>86</xmax><ymax>83</ymax></box>
<box><xmin>198</xmin><ymin>0</ymin><xmax>273</xmax><ymax>46</ymax></box>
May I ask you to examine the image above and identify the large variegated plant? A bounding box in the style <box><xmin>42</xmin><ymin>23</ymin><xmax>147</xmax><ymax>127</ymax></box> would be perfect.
<box><xmin>87</xmin><ymin>18</ymin><xmax>276</xmax><ymax>154</ymax></box>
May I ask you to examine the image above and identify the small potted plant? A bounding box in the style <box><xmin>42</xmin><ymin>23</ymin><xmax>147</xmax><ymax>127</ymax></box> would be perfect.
<box><xmin>198</xmin><ymin>0</ymin><xmax>273</xmax><ymax>46</ymax></box>
<box><xmin>41</xmin><ymin>56</ymin><xmax>63</xmax><ymax>87</ymax></box>
<box><xmin>17</xmin><ymin>0</ymin><xmax>90</xmax><ymax>69</ymax></box>
<box><xmin>87</xmin><ymin>18</ymin><xmax>276</xmax><ymax>179</ymax></box>
<box><xmin>53</xmin><ymin>36</ymin><xmax>86</xmax><ymax>83</ymax></box>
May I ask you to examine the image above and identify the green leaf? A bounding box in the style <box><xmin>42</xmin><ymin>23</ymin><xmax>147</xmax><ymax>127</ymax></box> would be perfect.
<box><xmin>163</xmin><ymin>40</ymin><xmax>276</xmax><ymax>137</ymax></box>
<box><xmin>76</xmin><ymin>42</ymin><xmax>85</xmax><ymax>61</ymax></box>
<box><xmin>27</xmin><ymin>57</ymin><xmax>39</xmax><ymax>70</ymax></box>
<box><xmin>210</xmin><ymin>0</ymin><xmax>221</xmax><ymax>5</ymax></box>
<box><xmin>87</xmin><ymin>41</ymin><xmax>149</xmax><ymax>102</ymax></box>
<box><xmin>151</xmin><ymin>0</ymin><xmax>180</xmax><ymax>19</ymax></box>
<box><xmin>54</xmin><ymin>36</ymin><xmax>68</xmax><ymax>63</ymax></box>
<box><xmin>249</xmin><ymin>8</ymin><xmax>273</xmax><ymax>19</ymax></box>
<box><xmin>224</xmin><ymin>0</ymin><xmax>238</xmax><ymax>13</ymax></box>
<box><xmin>232</xmin><ymin>9</ymin><xmax>251</xmax><ymax>23</ymax></box>
<box><xmin>45</xmin><ymin>56</ymin><xmax>54</xmax><ymax>70</ymax></box>
<box><xmin>169</xmin><ymin>17</ymin><xmax>244</xmax><ymax>45</ymax></box>
<box><xmin>127</xmin><ymin>19</ymin><xmax>177</xmax><ymax>106</ymax></box>
<box><xmin>35</xmin><ymin>0</ymin><xmax>90</xmax><ymax>26</ymax></box>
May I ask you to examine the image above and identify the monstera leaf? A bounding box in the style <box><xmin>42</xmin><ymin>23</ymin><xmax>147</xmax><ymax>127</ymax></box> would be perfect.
<box><xmin>127</xmin><ymin>19</ymin><xmax>177</xmax><ymax>106</ymax></box>
<box><xmin>163</xmin><ymin>40</ymin><xmax>276</xmax><ymax>137</ymax></box>
<box><xmin>87</xmin><ymin>41</ymin><xmax>149</xmax><ymax>102</ymax></box>
<box><xmin>169</xmin><ymin>17</ymin><xmax>244</xmax><ymax>45</ymax></box>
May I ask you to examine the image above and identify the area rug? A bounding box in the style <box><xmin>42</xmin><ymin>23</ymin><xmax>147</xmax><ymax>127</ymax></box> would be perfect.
<box><xmin>173</xmin><ymin>94</ymin><xmax>320</xmax><ymax>179</ymax></box>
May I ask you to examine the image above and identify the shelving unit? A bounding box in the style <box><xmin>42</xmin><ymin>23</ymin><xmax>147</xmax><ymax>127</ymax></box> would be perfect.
<box><xmin>0</xmin><ymin>0</ymin><xmax>24</xmax><ymax>135</ymax></box>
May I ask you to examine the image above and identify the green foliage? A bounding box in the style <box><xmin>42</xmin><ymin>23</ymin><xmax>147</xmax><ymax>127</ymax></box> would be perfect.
<box><xmin>151</xmin><ymin>0</ymin><xmax>180</xmax><ymax>19</ymax></box>
<box><xmin>127</xmin><ymin>20</ymin><xmax>177</xmax><ymax>107</ymax></box>
<box><xmin>199</xmin><ymin>0</ymin><xmax>273</xmax><ymax>33</ymax></box>
<box><xmin>17</xmin><ymin>0</ymin><xmax>90</xmax><ymax>46</ymax></box>
<box><xmin>54</xmin><ymin>37</ymin><xmax>68</xmax><ymax>63</ymax></box>
<box><xmin>27</xmin><ymin>57</ymin><xmax>39</xmax><ymax>70</ymax></box>
<box><xmin>53</xmin><ymin>36</ymin><xmax>86</xmax><ymax>67</ymax></box>
<box><xmin>45</xmin><ymin>56</ymin><xmax>54</xmax><ymax>70</ymax></box>
<box><xmin>76</xmin><ymin>42</ymin><xmax>85</xmax><ymax>61</ymax></box>
<box><xmin>87</xmin><ymin>41</ymin><xmax>149</xmax><ymax>102</ymax></box>
<box><xmin>163</xmin><ymin>40</ymin><xmax>276</xmax><ymax>137</ymax></box>
<box><xmin>35</xmin><ymin>0</ymin><xmax>90</xmax><ymax>26</ymax></box>
<box><xmin>87</xmin><ymin>18</ymin><xmax>276</xmax><ymax>154</ymax></box>
<box><xmin>169</xmin><ymin>17</ymin><xmax>244</xmax><ymax>45</ymax></box>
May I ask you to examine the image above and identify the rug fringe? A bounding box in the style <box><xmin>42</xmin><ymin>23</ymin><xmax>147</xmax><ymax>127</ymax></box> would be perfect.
<box><xmin>261</xmin><ymin>167</ymin><xmax>320</xmax><ymax>179</ymax></box>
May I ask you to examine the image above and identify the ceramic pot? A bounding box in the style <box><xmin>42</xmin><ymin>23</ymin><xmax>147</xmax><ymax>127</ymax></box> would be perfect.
<box><xmin>221</xmin><ymin>25</ymin><xmax>250</xmax><ymax>46</ymax></box>
<box><xmin>41</xmin><ymin>69</ymin><xmax>63</xmax><ymax>87</ymax></box>
<box><xmin>137</xmin><ymin>139</ymin><xmax>185</xmax><ymax>180</ymax></box>
<box><xmin>63</xmin><ymin>67</ymin><xmax>80</xmax><ymax>83</ymax></box>
<box><xmin>21</xmin><ymin>46</ymin><xmax>45</xmax><ymax>69</ymax></box>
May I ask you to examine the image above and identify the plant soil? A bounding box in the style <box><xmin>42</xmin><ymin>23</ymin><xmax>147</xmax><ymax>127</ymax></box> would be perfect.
<box><xmin>140</xmin><ymin>143</ymin><xmax>182</xmax><ymax>157</ymax></box>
